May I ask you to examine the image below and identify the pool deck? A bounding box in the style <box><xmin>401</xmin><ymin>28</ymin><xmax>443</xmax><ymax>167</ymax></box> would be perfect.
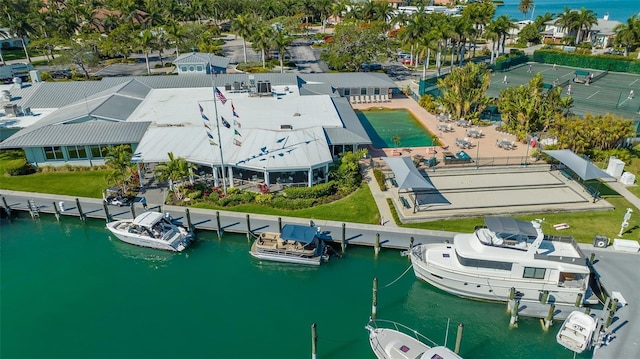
<box><xmin>351</xmin><ymin>96</ymin><xmax>527</xmax><ymax>159</ymax></box>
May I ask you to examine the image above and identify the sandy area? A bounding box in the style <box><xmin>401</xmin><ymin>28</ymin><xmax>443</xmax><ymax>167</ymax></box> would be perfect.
<box><xmin>350</xmin><ymin>97</ymin><xmax>530</xmax><ymax>160</ymax></box>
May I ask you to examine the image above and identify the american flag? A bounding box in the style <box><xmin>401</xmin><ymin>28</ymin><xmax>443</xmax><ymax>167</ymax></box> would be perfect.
<box><xmin>214</xmin><ymin>88</ymin><xmax>227</xmax><ymax>105</ymax></box>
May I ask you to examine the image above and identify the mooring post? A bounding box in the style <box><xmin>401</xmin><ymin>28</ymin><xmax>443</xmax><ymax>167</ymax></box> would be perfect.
<box><xmin>374</xmin><ymin>233</ymin><xmax>380</xmax><ymax>255</ymax></box>
<box><xmin>2</xmin><ymin>196</ymin><xmax>11</xmax><ymax>216</ymax></box>
<box><xmin>575</xmin><ymin>293</ymin><xmax>583</xmax><ymax>307</ymax></box>
<box><xmin>454</xmin><ymin>323</ymin><xmax>464</xmax><ymax>354</ymax></box>
<box><xmin>311</xmin><ymin>323</ymin><xmax>318</xmax><ymax>359</ymax></box>
<box><xmin>246</xmin><ymin>214</ymin><xmax>251</xmax><ymax>242</ymax></box>
<box><xmin>278</xmin><ymin>217</ymin><xmax>282</xmax><ymax>232</ymax></box>
<box><xmin>52</xmin><ymin>201</ymin><xmax>61</xmax><ymax>221</ymax></box>
<box><xmin>129</xmin><ymin>202</ymin><xmax>136</xmax><ymax>219</ymax></box>
<box><xmin>543</xmin><ymin>304</ymin><xmax>555</xmax><ymax>330</ymax></box>
<box><xmin>509</xmin><ymin>300</ymin><xmax>519</xmax><ymax>327</ymax></box>
<box><xmin>341</xmin><ymin>223</ymin><xmax>346</xmax><ymax>254</ymax></box>
<box><xmin>216</xmin><ymin>211</ymin><xmax>222</xmax><ymax>239</ymax></box>
<box><xmin>372</xmin><ymin>277</ymin><xmax>378</xmax><ymax>319</ymax></box>
<box><xmin>102</xmin><ymin>202</ymin><xmax>111</xmax><ymax>223</ymax></box>
<box><xmin>604</xmin><ymin>310</ymin><xmax>615</xmax><ymax>329</ymax></box>
<box><xmin>540</xmin><ymin>290</ymin><xmax>549</xmax><ymax>304</ymax></box>
<box><xmin>589</xmin><ymin>252</ymin><xmax>596</xmax><ymax>265</ymax></box>
<box><xmin>76</xmin><ymin>198</ymin><xmax>86</xmax><ymax>222</ymax></box>
<box><xmin>584</xmin><ymin>307</ymin><xmax>591</xmax><ymax>315</ymax></box>
<box><xmin>507</xmin><ymin>288</ymin><xmax>516</xmax><ymax>311</ymax></box>
<box><xmin>610</xmin><ymin>298</ymin><xmax>619</xmax><ymax>313</ymax></box>
<box><xmin>409</xmin><ymin>236</ymin><xmax>415</xmax><ymax>250</ymax></box>
<box><xmin>185</xmin><ymin>208</ymin><xmax>193</xmax><ymax>233</ymax></box>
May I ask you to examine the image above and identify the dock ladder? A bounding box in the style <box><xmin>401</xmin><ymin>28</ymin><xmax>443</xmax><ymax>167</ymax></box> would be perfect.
<box><xmin>28</xmin><ymin>199</ymin><xmax>40</xmax><ymax>218</ymax></box>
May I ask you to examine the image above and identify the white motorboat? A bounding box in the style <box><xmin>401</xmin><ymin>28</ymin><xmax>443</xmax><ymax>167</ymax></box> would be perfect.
<box><xmin>365</xmin><ymin>319</ymin><xmax>463</xmax><ymax>359</ymax></box>
<box><xmin>556</xmin><ymin>310</ymin><xmax>597</xmax><ymax>353</ymax></box>
<box><xmin>250</xmin><ymin>224</ymin><xmax>329</xmax><ymax>266</ymax></box>
<box><xmin>409</xmin><ymin>217</ymin><xmax>597</xmax><ymax>306</ymax></box>
<box><xmin>106</xmin><ymin>211</ymin><xmax>192</xmax><ymax>252</ymax></box>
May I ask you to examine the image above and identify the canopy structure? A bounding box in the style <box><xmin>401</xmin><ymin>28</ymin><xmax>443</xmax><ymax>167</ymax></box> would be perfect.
<box><xmin>484</xmin><ymin>217</ymin><xmax>538</xmax><ymax>238</ymax></box>
<box><xmin>382</xmin><ymin>156</ymin><xmax>450</xmax><ymax>212</ymax></box>
<box><xmin>543</xmin><ymin>150</ymin><xmax>613</xmax><ymax>181</ymax></box>
<box><xmin>280</xmin><ymin>224</ymin><xmax>319</xmax><ymax>244</ymax></box>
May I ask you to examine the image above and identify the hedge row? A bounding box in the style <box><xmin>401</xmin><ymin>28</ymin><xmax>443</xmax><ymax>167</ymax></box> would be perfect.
<box><xmin>4</xmin><ymin>159</ymin><xmax>36</xmax><ymax>176</ymax></box>
<box><xmin>283</xmin><ymin>181</ymin><xmax>337</xmax><ymax>199</ymax></box>
<box><xmin>373</xmin><ymin>168</ymin><xmax>387</xmax><ymax>191</ymax></box>
<box><xmin>492</xmin><ymin>52</ymin><xmax>528</xmax><ymax>71</ymax></box>
<box><xmin>532</xmin><ymin>49</ymin><xmax>640</xmax><ymax>74</ymax></box>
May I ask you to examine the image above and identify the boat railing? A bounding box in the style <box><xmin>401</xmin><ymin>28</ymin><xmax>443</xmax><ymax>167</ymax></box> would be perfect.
<box><xmin>366</xmin><ymin>318</ymin><xmax>440</xmax><ymax>348</ymax></box>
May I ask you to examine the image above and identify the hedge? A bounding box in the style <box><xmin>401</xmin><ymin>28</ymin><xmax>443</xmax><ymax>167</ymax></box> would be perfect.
<box><xmin>532</xmin><ymin>49</ymin><xmax>640</xmax><ymax>74</ymax></box>
<box><xmin>373</xmin><ymin>168</ymin><xmax>387</xmax><ymax>191</ymax></box>
<box><xmin>283</xmin><ymin>181</ymin><xmax>337</xmax><ymax>199</ymax></box>
<box><xmin>4</xmin><ymin>159</ymin><xmax>35</xmax><ymax>176</ymax></box>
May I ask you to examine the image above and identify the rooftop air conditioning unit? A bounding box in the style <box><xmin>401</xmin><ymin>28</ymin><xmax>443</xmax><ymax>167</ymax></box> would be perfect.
<box><xmin>593</xmin><ymin>235</ymin><xmax>610</xmax><ymax>248</ymax></box>
<box><xmin>4</xmin><ymin>104</ymin><xmax>18</xmax><ymax>116</ymax></box>
<box><xmin>225</xmin><ymin>83</ymin><xmax>232</xmax><ymax>91</ymax></box>
<box><xmin>232</xmin><ymin>81</ymin><xmax>241</xmax><ymax>91</ymax></box>
<box><xmin>281</xmin><ymin>124</ymin><xmax>293</xmax><ymax>130</ymax></box>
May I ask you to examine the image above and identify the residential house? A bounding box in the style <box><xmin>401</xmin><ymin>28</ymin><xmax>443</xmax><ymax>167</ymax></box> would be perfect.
<box><xmin>173</xmin><ymin>52</ymin><xmax>230</xmax><ymax>75</ymax></box>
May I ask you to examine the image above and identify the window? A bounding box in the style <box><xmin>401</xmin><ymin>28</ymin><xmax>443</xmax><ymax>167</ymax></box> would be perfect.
<box><xmin>456</xmin><ymin>253</ymin><xmax>512</xmax><ymax>271</ymax></box>
<box><xmin>90</xmin><ymin>145</ymin><xmax>106</xmax><ymax>158</ymax></box>
<box><xmin>344</xmin><ymin>88</ymin><xmax>350</xmax><ymax>96</ymax></box>
<box><xmin>67</xmin><ymin>146</ymin><xmax>88</xmax><ymax>159</ymax></box>
<box><xmin>360</xmin><ymin>88</ymin><xmax>367</xmax><ymax>95</ymax></box>
<box><xmin>44</xmin><ymin>146</ymin><xmax>63</xmax><ymax>160</ymax></box>
<box><xmin>523</xmin><ymin>267</ymin><xmax>546</xmax><ymax>279</ymax></box>
<box><xmin>188</xmin><ymin>66</ymin><xmax>195</xmax><ymax>72</ymax></box>
<box><xmin>196</xmin><ymin>65</ymin><xmax>203</xmax><ymax>71</ymax></box>
<box><xmin>180</xmin><ymin>66</ymin><xmax>187</xmax><ymax>72</ymax></box>
<box><xmin>374</xmin><ymin>88</ymin><xmax>380</xmax><ymax>95</ymax></box>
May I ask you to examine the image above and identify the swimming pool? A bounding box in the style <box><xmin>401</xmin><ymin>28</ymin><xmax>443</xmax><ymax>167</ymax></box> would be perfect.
<box><xmin>357</xmin><ymin>109</ymin><xmax>439</xmax><ymax>148</ymax></box>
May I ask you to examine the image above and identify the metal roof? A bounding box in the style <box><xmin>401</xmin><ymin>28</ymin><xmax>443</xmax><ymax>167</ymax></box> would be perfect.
<box><xmin>6</xmin><ymin>79</ymin><xmax>129</xmax><ymax>108</ymax></box>
<box><xmin>299</xmin><ymin>83</ymin><xmax>337</xmax><ymax>96</ymax></box>
<box><xmin>543</xmin><ymin>149</ymin><xmax>613</xmax><ymax>181</ymax></box>
<box><xmin>328</xmin><ymin>97</ymin><xmax>371</xmax><ymax>145</ymax></box>
<box><xmin>92</xmin><ymin>95</ymin><xmax>143</xmax><ymax>121</ymax></box>
<box><xmin>0</xmin><ymin>121</ymin><xmax>149</xmax><ymax>148</ymax></box>
<box><xmin>173</xmin><ymin>52</ymin><xmax>231</xmax><ymax>69</ymax></box>
<box><xmin>382</xmin><ymin>156</ymin><xmax>437</xmax><ymax>191</ymax></box>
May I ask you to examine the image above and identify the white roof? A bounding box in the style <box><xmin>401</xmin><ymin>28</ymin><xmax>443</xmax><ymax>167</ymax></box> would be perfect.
<box><xmin>130</xmin><ymin>86</ymin><xmax>335</xmax><ymax>169</ymax></box>
<box><xmin>132</xmin><ymin>211</ymin><xmax>164</xmax><ymax>227</ymax></box>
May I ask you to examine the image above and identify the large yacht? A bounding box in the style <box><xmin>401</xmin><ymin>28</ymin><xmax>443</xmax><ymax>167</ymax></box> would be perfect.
<box><xmin>409</xmin><ymin>218</ymin><xmax>598</xmax><ymax>306</ymax></box>
<box><xmin>106</xmin><ymin>211</ymin><xmax>192</xmax><ymax>252</ymax></box>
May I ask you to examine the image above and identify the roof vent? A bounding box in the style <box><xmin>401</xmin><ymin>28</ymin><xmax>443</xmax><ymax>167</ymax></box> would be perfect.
<box><xmin>281</xmin><ymin>124</ymin><xmax>293</xmax><ymax>130</ymax></box>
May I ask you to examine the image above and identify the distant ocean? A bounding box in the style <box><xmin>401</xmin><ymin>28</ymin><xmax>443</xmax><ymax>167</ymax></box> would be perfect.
<box><xmin>494</xmin><ymin>0</ymin><xmax>640</xmax><ymax>23</ymax></box>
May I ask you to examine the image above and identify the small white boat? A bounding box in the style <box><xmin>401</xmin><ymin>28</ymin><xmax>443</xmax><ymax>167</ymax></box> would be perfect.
<box><xmin>250</xmin><ymin>224</ymin><xmax>329</xmax><ymax>266</ymax></box>
<box><xmin>365</xmin><ymin>319</ymin><xmax>463</xmax><ymax>359</ymax></box>
<box><xmin>106</xmin><ymin>211</ymin><xmax>192</xmax><ymax>252</ymax></box>
<box><xmin>556</xmin><ymin>311</ymin><xmax>597</xmax><ymax>354</ymax></box>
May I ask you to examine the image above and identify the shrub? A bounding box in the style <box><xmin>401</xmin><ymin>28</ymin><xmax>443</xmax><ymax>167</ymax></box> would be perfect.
<box><xmin>187</xmin><ymin>190</ymin><xmax>203</xmax><ymax>200</ymax></box>
<box><xmin>270</xmin><ymin>197</ymin><xmax>316</xmax><ymax>210</ymax></box>
<box><xmin>373</xmin><ymin>168</ymin><xmax>387</xmax><ymax>191</ymax></box>
<box><xmin>255</xmin><ymin>193</ymin><xmax>273</xmax><ymax>204</ymax></box>
<box><xmin>4</xmin><ymin>158</ymin><xmax>35</xmax><ymax>176</ymax></box>
<box><xmin>283</xmin><ymin>181</ymin><xmax>337</xmax><ymax>199</ymax></box>
<box><xmin>418</xmin><ymin>94</ymin><xmax>438</xmax><ymax>113</ymax></box>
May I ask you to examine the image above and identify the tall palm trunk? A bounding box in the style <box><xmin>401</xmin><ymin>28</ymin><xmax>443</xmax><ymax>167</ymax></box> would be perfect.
<box><xmin>21</xmin><ymin>37</ymin><xmax>31</xmax><ymax>63</ymax></box>
<box><xmin>242</xmin><ymin>39</ymin><xmax>247</xmax><ymax>63</ymax></box>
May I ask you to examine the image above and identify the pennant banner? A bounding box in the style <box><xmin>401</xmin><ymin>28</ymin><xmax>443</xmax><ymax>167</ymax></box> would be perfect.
<box><xmin>234</xmin><ymin>129</ymin><xmax>242</xmax><ymax>137</ymax></box>
<box><xmin>221</xmin><ymin>116</ymin><xmax>231</xmax><ymax>129</ymax></box>
<box><xmin>233</xmin><ymin>139</ymin><xmax>242</xmax><ymax>146</ymax></box>
<box><xmin>233</xmin><ymin>119</ymin><xmax>241</xmax><ymax>128</ymax></box>
<box><xmin>232</xmin><ymin>101</ymin><xmax>239</xmax><ymax>118</ymax></box>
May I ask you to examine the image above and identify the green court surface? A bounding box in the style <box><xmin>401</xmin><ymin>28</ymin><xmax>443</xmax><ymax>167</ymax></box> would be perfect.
<box><xmin>356</xmin><ymin>109</ymin><xmax>437</xmax><ymax>148</ymax></box>
<box><xmin>487</xmin><ymin>63</ymin><xmax>640</xmax><ymax>121</ymax></box>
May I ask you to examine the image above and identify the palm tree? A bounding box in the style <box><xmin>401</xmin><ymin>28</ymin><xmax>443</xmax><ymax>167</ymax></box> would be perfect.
<box><xmin>164</xmin><ymin>21</ymin><xmax>185</xmax><ymax>57</ymax></box>
<box><xmin>492</xmin><ymin>15</ymin><xmax>517</xmax><ymax>55</ymax></box>
<box><xmin>136</xmin><ymin>29</ymin><xmax>156</xmax><ymax>74</ymax></box>
<box><xmin>6</xmin><ymin>10</ymin><xmax>36</xmax><ymax>63</ymax></box>
<box><xmin>554</xmin><ymin>7</ymin><xmax>577</xmax><ymax>42</ymax></box>
<box><xmin>251</xmin><ymin>25</ymin><xmax>274</xmax><ymax>68</ymax></box>
<box><xmin>231</xmin><ymin>13</ymin><xmax>256</xmax><ymax>63</ymax></box>
<box><xmin>463</xmin><ymin>1</ymin><xmax>495</xmax><ymax>58</ymax></box>
<box><xmin>518</xmin><ymin>0</ymin><xmax>534</xmax><ymax>21</ymax></box>
<box><xmin>271</xmin><ymin>30</ymin><xmax>292</xmax><ymax>74</ymax></box>
<box><xmin>572</xmin><ymin>8</ymin><xmax>598</xmax><ymax>44</ymax></box>
<box><xmin>613</xmin><ymin>14</ymin><xmax>640</xmax><ymax>56</ymax></box>
<box><xmin>154</xmin><ymin>152</ymin><xmax>195</xmax><ymax>200</ymax></box>
<box><xmin>105</xmin><ymin>145</ymin><xmax>134</xmax><ymax>193</ymax></box>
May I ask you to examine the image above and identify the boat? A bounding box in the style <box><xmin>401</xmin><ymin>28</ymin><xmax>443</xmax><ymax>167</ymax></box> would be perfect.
<box><xmin>250</xmin><ymin>224</ymin><xmax>329</xmax><ymax>266</ymax></box>
<box><xmin>106</xmin><ymin>211</ymin><xmax>192</xmax><ymax>252</ymax></box>
<box><xmin>365</xmin><ymin>318</ymin><xmax>463</xmax><ymax>359</ymax></box>
<box><xmin>409</xmin><ymin>217</ymin><xmax>598</xmax><ymax>306</ymax></box>
<box><xmin>556</xmin><ymin>310</ymin><xmax>597</xmax><ymax>353</ymax></box>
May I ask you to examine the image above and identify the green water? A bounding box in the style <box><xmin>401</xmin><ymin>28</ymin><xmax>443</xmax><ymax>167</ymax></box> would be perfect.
<box><xmin>357</xmin><ymin>110</ymin><xmax>437</xmax><ymax>149</ymax></box>
<box><xmin>1</xmin><ymin>214</ymin><xmax>589</xmax><ymax>359</ymax></box>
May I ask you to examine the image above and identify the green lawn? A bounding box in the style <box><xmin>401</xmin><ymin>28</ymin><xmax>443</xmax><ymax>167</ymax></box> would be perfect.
<box><xmin>0</xmin><ymin>170</ymin><xmax>110</xmax><ymax>198</ymax></box>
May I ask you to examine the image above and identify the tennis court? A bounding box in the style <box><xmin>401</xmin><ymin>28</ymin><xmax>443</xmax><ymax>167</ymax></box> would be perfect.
<box><xmin>487</xmin><ymin>63</ymin><xmax>640</xmax><ymax>121</ymax></box>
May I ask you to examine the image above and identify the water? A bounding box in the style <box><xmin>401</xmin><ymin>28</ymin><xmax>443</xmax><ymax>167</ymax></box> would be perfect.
<box><xmin>495</xmin><ymin>0</ymin><xmax>640</xmax><ymax>22</ymax></box>
<box><xmin>1</xmin><ymin>214</ymin><xmax>592</xmax><ymax>359</ymax></box>
<box><xmin>357</xmin><ymin>110</ymin><xmax>437</xmax><ymax>149</ymax></box>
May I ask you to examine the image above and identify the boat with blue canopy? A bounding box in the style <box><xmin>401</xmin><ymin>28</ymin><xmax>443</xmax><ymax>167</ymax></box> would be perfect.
<box><xmin>250</xmin><ymin>224</ymin><xmax>329</xmax><ymax>265</ymax></box>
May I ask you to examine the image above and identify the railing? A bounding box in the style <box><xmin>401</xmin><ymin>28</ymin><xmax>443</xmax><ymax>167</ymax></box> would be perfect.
<box><xmin>366</xmin><ymin>318</ymin><xmax>440</xmax><ymax>348</ymax></box>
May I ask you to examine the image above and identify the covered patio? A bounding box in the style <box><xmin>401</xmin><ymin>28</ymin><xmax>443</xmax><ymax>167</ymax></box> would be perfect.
<box><xmin>544</xmin><ymin>149</ymin><xmax>613</xmax><ymax>202</ymax></box>
<box><xmin>382</xmin><ymin>156</ymin><xmax>450</xmax><ymax>213</ymax></box>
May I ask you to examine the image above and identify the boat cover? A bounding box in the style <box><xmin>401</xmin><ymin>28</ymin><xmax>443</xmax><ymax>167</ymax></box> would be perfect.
<box><xmin>132</xmin><ymin>211</ymin><xmax>164</xmax><ymax>227</ymax></box>
<box><xmin>281</xmin><ymin>224</ymin><xmax>319</xmax><ymax>243</ymax></box>
<box><xmin>484</xmin><ymin>217</ymin><xmax>538</xmax><ymax>237</ymax></box>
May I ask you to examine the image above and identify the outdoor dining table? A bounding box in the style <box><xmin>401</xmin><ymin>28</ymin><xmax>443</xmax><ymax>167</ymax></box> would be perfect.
<box><xmin>455</xmin><ymin>138</ymin><xmax>472</xmax><ymax>149</ymax></box>
<box><xmin>498</xmin><ymin>140</ymin><xmax>513</xmax><ymax>150</ymax></box>
<box><xmin>466</xmin><ymin>129</ymin><xmax>482</xmax><ymax>138</ymax></box>
<box><xmin>456</xmin><ymin>119</ymin><xmax>471</xmax><ymax>127</ymax></box>
<box><xmin>437</xmin><ymin>124</ymin><xmax>453</xmax><ymax>132</ymax></box>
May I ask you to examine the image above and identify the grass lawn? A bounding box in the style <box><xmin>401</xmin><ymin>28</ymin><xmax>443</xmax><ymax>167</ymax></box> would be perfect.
<box><xmin>0</xmin><ymin>171</ymin><xmax>110</xmax><ymax>198</ymax></box>
<box><xmin>191</xmin><ymin>185</ymin><xmax>381</xmax><ymax>224</ymax></box>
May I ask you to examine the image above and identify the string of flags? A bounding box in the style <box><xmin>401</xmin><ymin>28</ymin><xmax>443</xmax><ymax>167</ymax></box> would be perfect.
<box><xmin>199</xmin><ymin>89</ymin><xmax>244</xmax><ymax>148</ymax></box>
<box><xmin>199</xmin><ymin>104</ymin><xmax>217</xmax><ymax>146</ymax></box>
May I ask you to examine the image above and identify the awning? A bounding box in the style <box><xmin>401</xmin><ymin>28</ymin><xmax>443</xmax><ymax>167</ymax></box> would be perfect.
<box><xmin>382</xmin><ymin>156</ymin><xmax>436</xmax><ymax>190</ymax></box>
<box><xmin>280</xmin><ymin>224</ymin><xmax>318</xmax><ymax>243</ymax></box>
<box><xmin>484</xmin><ymin>218</ymin><xmax>538</xmax><ymax>237</ymax></box>
<box><xmin>543</xmin><ymin>149</ymin><xmax>613</xmax><ymax>181</ymax></box>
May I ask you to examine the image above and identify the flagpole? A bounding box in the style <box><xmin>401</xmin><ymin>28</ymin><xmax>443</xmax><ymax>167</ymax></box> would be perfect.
<box><xmin>211</xmin><ymin>71</ymin><xmax>228</xmax><ymax>195</ymax></box>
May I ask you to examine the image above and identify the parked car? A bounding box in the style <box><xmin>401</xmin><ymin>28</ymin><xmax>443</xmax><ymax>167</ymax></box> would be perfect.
<box><xmin>361</xmin><ymin>63</ymin><xmax>382</xmax><ymax>72</ymax></box>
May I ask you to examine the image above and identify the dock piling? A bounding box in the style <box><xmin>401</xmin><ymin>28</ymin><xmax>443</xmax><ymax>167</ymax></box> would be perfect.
<box><xmin>575</xmin><ymin>293</ymin><xmax>583</xmax><ymax>307</ymax></box>
<box><xmin>409</xmin><ymin>236</ymin><xmax>414</xmax><ymax>250</ymax></box>
<box><xmin>2</xmin><ymin>196</ymin><xmax>11</xmax><ymax>217</ymax></box>
<box><xmin>246</xmin><ymin>214</ymin><xmax>251</xmax><ymax>242</ymax></box>
<box><xmin>311</xmin><ymin>323</ymin><xmax>318</xmax><ymax>359</ymax></box>
<box><xmin>341</xmin><ymin>223</ymin><xmax>346</xmax><ymax>254</ymax></box>
<box><xmin>102</xmin><ymin>202</ymin><xmax>112</xmax><ymax>223</ymax></box>
<box><xmin>185</xmin><ymin>208</ymin><xmax>193</xmax><ymax>233</ymax></box>
<box><xmin>454</xmin><ymin>323</ymin><xmax>464</xmax><ymax>354</ymax></box>
<box><xmin>374</xmin><ymin>233</ymin><xmax>380</xmax><ymax>255</ymax></box>
<box><xmin>278</xmin><ymin>217</ymin><xmax>282</xmax><ymax>232</ymax></box>
<box><xmin>604</xmin><ymin>310</ymin><xmax>615</xmax><ymax>329</ymax></box>
<box><xmin>75</xmin><ymin>198</ymin><xmax>85</xmax><ymax>222</ymax></box>
<box><xmin>543</xmin><ymin>304</ymin><xmax>555</xmax><ymax>330</ymax></box>
<box><xmin>372</xmin><ymin>277</ymin><xmax>378</xmax><ymax>319</ymax></box>
<box><xmin>129</xmin><ymin>202</ymin><xmax>136</xmax><ymax>220</ymax></box>
<box><xmin>589</xmin><ymin>252</ymin><xmax>596</xmax><ymax>265</ymax></box>
<box><xmin>507</xmin><ymin>288</ymin><xmax>516</xmax><ymax>311</ymax></box>
<box><xmin>509</xmin><ymin>300</ymin><xmax>519</xmax><ymax>327</ymax></box>
<box><xmin>610</xmin><ymin>298</ymin><xmax>619</xmax><ymax>313</ymax></box>
<box><xmin>53</xmin><ymin>201</ymin><xmax>61</xmax><ymax>221</ymax></box>
<box><xmin>540</xmin><ymin>290</ymin><xmax>549</xmax><ymax>304</ymax></box>
<box><xmin>216</xmin><ymin>211</ymin><xmax>222</xmax><ymax>239</ymax></box>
